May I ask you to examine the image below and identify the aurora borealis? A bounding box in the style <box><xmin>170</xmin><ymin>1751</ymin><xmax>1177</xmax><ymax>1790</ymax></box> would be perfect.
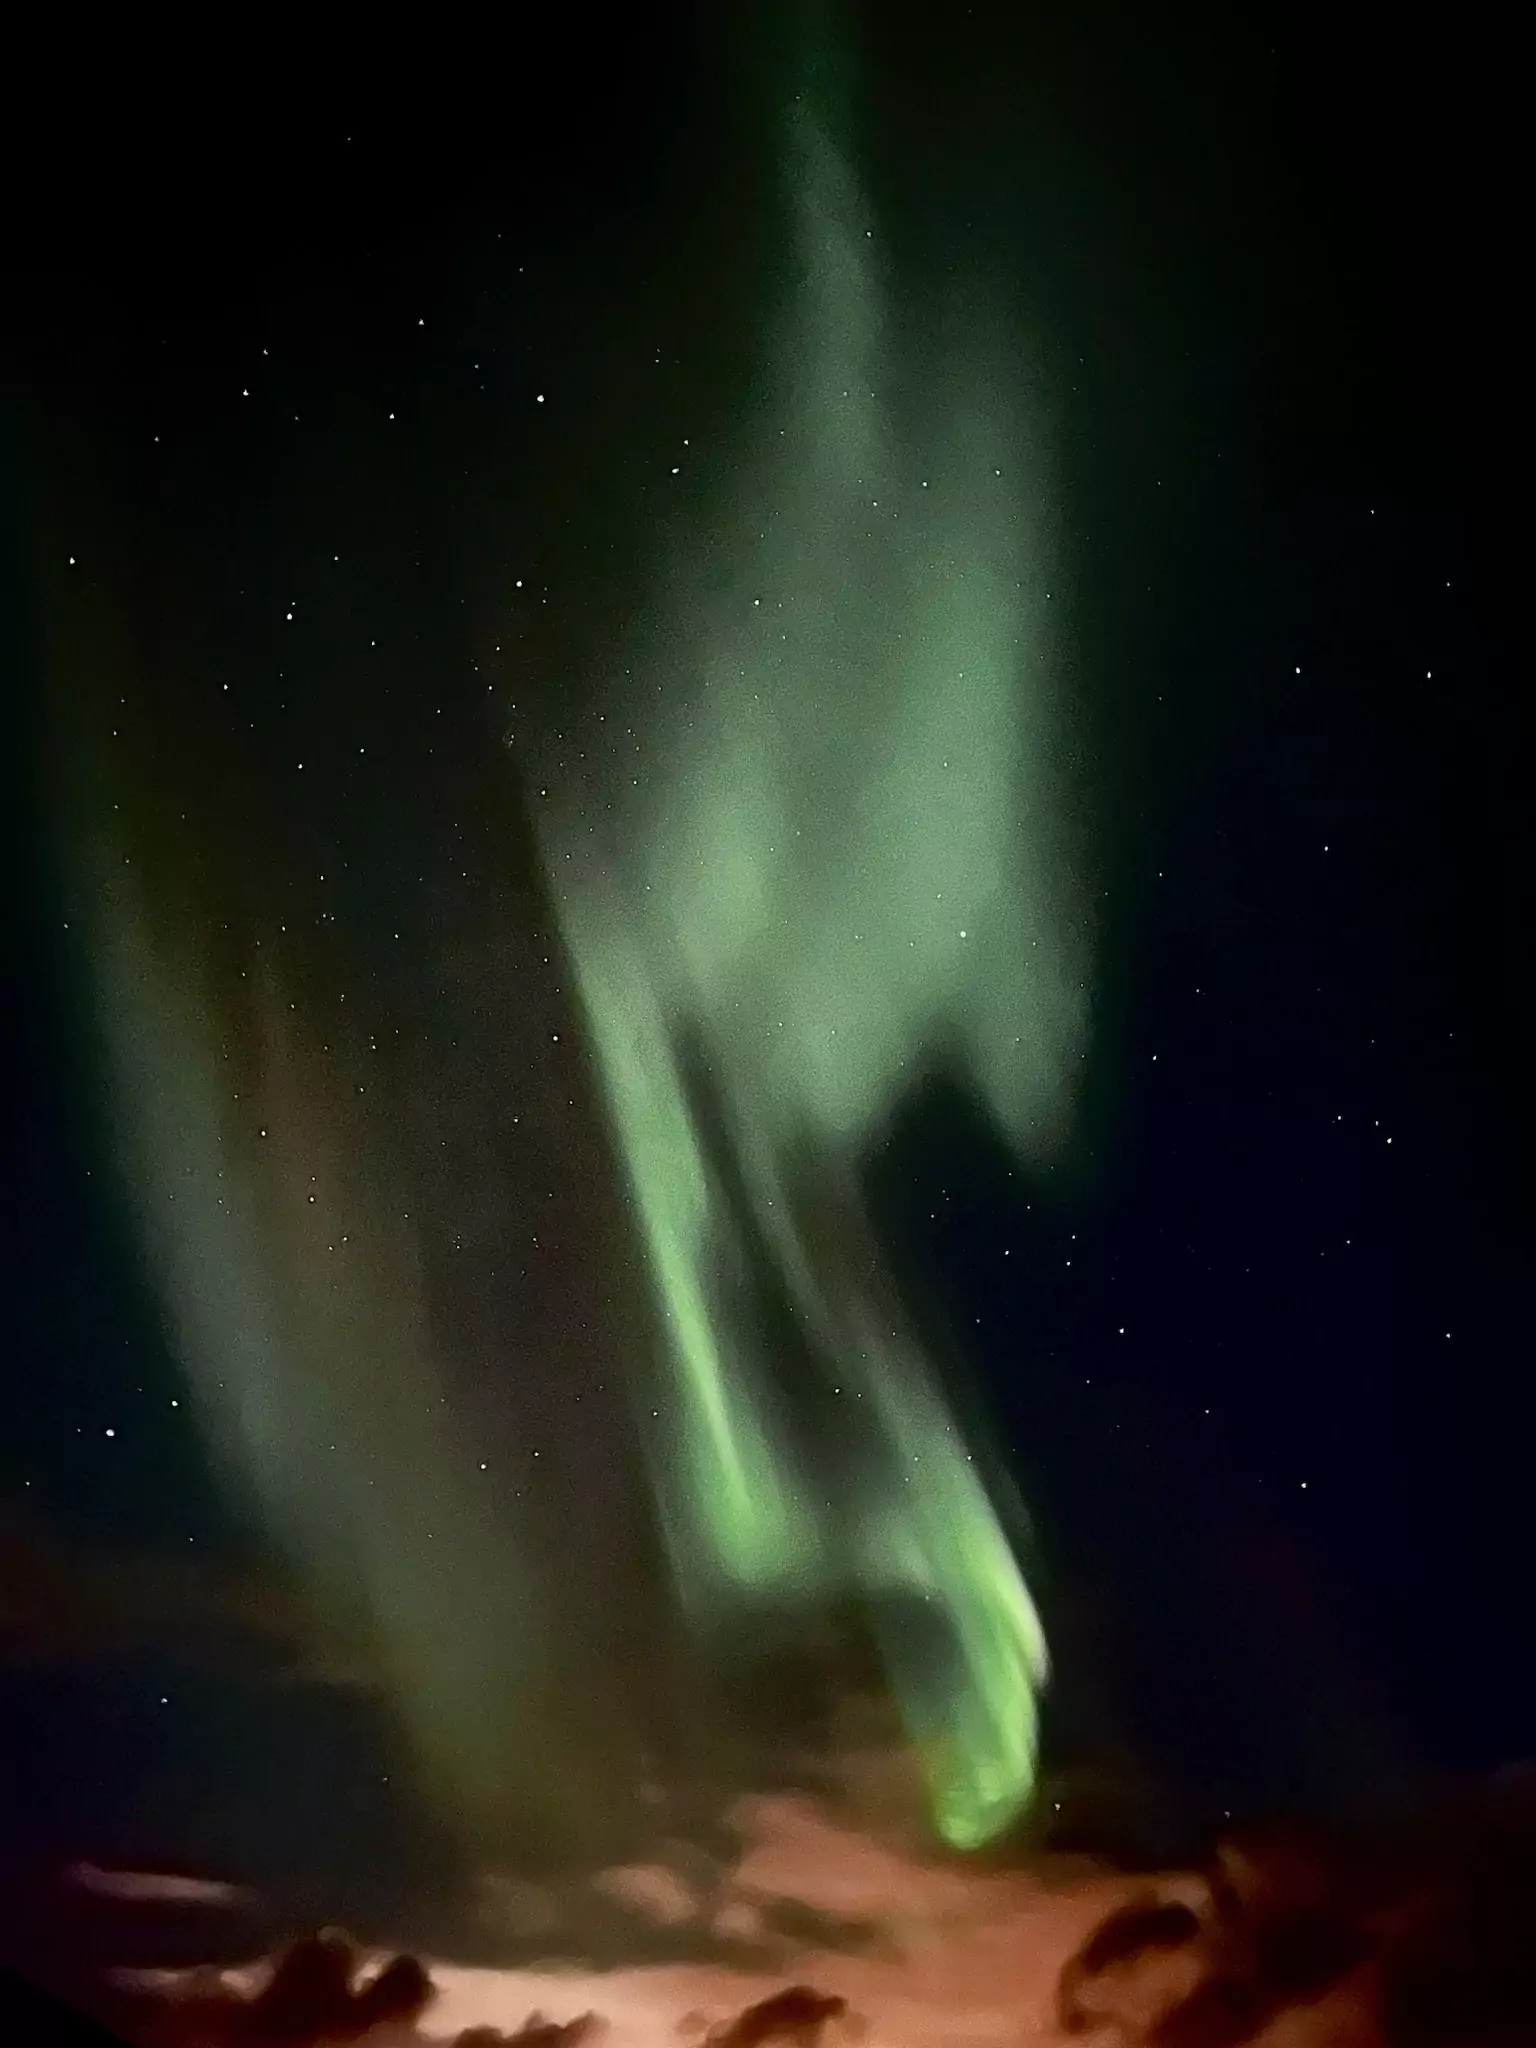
<box><xmin>51</xmin><ymin>17</ymin><xmax>1088</xmax><ymax>1860</ymax></box>
<box><xmin>538</xmin><ymin>56</ymin><xmax>1085</xmax><ymax>1847</ymax></box>
<box><xmin>4</xmin><ymin>3</ymin><xmax>1526</xmax><ymax>2011</ymax></box>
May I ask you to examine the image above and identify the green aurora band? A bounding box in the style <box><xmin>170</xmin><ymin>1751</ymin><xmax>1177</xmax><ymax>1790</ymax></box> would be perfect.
<box><xmin>533</xmin><ymin>71</ymin><xmax>1092</xmax><ymax>1849</ymax></box>
<box><xmin>54</xmin><ymin>24</ymin><xmax>1092</xmax><ymax>1864</ymax></box>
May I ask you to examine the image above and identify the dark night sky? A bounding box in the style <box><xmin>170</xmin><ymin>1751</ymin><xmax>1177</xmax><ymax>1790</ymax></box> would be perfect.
<box><xmin>0</xmin><ymin>1</ymin><xmax>1526</xmax><ymax>1899</ymax></box>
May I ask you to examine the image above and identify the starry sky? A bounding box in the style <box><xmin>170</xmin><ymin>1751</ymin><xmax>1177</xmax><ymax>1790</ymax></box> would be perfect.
<box><xmin>0</xmin><ymin>0</ymin><xmax>1525</xmax><ymax>1910</ymax></box>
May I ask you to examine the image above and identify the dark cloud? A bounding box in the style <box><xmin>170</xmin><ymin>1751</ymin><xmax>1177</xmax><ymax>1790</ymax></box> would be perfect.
<box><xmin>0</xmin><ymin>1494</ymin><xmax>368</xmax><ymax>1685</ymax></box>
<box><xmin>1054</xmin><ymin>1771</ymin><xmax>1536</xmax><ymax>2047</ymax></box>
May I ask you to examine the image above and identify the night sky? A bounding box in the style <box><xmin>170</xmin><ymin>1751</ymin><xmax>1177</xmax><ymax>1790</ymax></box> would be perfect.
<box><xmin>1</xmin><ymin>0</ymin><xmax>1525</xmax><ymax>1920</ymax></box>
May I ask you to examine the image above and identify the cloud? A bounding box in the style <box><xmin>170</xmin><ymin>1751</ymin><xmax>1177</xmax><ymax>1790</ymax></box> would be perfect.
<box><xmin>10</xmin><ymin>1748</ymin><xmax>1536</xmax><ymax>2045</ymax></box>
<box><xmin>0</xmin><ymin>1494</ymin><xmax>369</xmax><ymax>1686</ymax></box>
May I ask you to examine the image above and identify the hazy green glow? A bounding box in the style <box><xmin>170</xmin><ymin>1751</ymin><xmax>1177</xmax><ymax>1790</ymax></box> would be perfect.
<box><xmin>88</xmin><ymin>910</ymin><xmax>555</xmax><ymax>1841</ymax></box>
<box><xmin>68</xmin><ymin>26</ymin><xmax>1089</xmax><ymax>1860</ymax></box>
<box><xmin>540</xmin><ymin>80</ymin><xmax>1089</xmax><ymax>1846</ymax></box>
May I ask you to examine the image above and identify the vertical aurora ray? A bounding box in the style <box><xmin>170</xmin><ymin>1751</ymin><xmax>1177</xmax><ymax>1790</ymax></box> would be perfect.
<box><xmin>85</xmin><ymin>883</ymin><xmax>558</xmax><ymax>1844</ymax></box>
<box><xmin>534</xmin><ymin>48</ymin><xmax>1091</xmax><ymax>1848</ymax></box>
<box><xmin>47</xmin><ymin>9</ymin><xmax>1090</xmax><ymax>1866</ymax></box>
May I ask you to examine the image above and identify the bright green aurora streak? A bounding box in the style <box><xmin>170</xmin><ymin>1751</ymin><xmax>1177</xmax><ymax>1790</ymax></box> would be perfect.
<box><xmin>534</xmin><ymin>66</ymin><xmax>1091</xmax><ymax>1849</ymax></box>
<box><xmin>65</xmin><ymin>21</ymin><xmax>1091</xmax><ymax>1864</ymax></box>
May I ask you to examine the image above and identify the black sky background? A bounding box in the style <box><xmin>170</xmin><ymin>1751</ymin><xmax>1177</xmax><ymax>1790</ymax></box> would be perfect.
<box><xmin>1</xmin><ymin>0</ymin><xmax>1526</xmax><ymax>1892</ymax></box>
